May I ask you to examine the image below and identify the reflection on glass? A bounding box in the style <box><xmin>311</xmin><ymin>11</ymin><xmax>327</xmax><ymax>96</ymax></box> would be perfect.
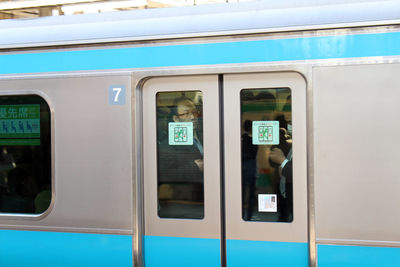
<box><xmin>156</xmin><ymin>91</ymin><xmax>204</xmax><ymax>219</ymax></box>
<box><xmin>241</xmin><ymin>88</ymin><xmax>293</xmax><ymax>222</ymax></box>
<box><xmin>0</xmin><ymin>95</ymin><xmax>51</xmax><ymax>214</ymax></box>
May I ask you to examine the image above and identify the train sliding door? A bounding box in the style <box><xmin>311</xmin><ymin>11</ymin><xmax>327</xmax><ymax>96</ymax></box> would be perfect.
<box><xmin>142</xmin><ymin>76</ymin><xmax>222</xmax><ymax>267</ymax></box>
<box><xmin>223</xmin><ymin>73</ymin><xmax>308</xmax><ymax>267</ymax></box>
<box><xmin>142</xmin><ymin>72</ymin><xmax>308</xmax><ymax>267</ymax></box>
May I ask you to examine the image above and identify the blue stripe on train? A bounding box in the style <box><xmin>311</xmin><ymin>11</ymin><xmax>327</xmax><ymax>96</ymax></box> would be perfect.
<box><xmin>144</xmin><ymin>235</ymin><xmax>221</xmax><ymax>267</ymax></box>
<box><xmin>1</xmin><ymin>31</ymin><xmax>400</xmax><ymax>74</ymax></box>
<box><xmin>0</xmin><ymin>230</ymin><xmax>133</xmax><ymax>267</ymax></box>
<box><xmin>144</xmin><ymin>235</ymin><xmax>309</xmax><ymax>267</ymax></box>
<box><xmin>318</xmin><ymin>244</ymin><xmax>400</xmax><ymax>267</ymax></box>
<box><xmin>227</xmin><ymin>239</ymin><xmax>308</xmax><ymax>267</ymax></box>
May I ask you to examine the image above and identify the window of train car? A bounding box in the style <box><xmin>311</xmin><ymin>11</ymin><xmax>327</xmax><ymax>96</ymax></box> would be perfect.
<box><xmin>241</xmin><ymin>88</ymin><xmax>293</xmax><ymax>222</ymax></box>
<box><xmin>0</xmin><ymin>95</ymin><xmax>51</xmax><ymax>215</ymax></box>
<box><xmin>156</xmin><ymin>91</ymin><xmax>204</xmax><ymax>219</ymax></box>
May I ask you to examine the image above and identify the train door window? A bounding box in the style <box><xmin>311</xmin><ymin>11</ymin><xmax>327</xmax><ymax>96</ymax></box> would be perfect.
<box><xmin>0</xmin><ymin>95</ymin><xmax>51</xmax><ymax>214</ymax></box>
<box><xmin>156</xmin><ymin>91</ymin><xmax>204</xmax><ymax>219</ymax></box>
<box><xmin>240</xmin><ymin>88</ymin><xmax>293</xmax><ymax>222</ymax></box>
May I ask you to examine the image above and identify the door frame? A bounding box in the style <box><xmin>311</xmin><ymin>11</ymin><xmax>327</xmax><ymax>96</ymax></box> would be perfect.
<box><xmin>138</xmin><ymin>72</ymin><xmax>309</xmax><ymax>266</ymax></box>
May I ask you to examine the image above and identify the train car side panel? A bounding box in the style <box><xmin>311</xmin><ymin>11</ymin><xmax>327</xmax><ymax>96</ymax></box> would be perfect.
<box><xmin>314</xmin><ymin>63</ymin><xmax>400</xmax><ymax>265</ymax></box>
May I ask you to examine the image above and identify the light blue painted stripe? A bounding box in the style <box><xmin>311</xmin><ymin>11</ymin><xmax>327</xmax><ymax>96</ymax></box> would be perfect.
<box><xmin>1</xmin><ymin>31</ymin><xmax>400</xmax><ymax>74</ymax></box>
<box><xmin>0</xmin><ymin>230</ymin><xmax>133</xmax><ymax>267</ymax></box>
<box><xmin>318</xmin><ymin>244</ymin><xmax>400</xmax><ymax>267</ymax></box>
<box><xmin>144</xmin><ymin>235</ymin><xmax>221</xmax><ymax>267</ymax></box>
<box><xmin>227</xmin><ymin>239</ymin><xmax>308</xmax><ymax>267</ymax></box>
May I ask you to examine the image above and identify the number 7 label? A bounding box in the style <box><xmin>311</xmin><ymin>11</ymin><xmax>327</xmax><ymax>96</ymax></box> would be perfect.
<box><xmin>109</xmin><ymin>85</ymin><xmax>126</xmax><ymax>105</ymax></box>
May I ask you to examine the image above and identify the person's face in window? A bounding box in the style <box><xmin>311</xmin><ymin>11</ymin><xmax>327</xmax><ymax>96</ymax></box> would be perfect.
<box><xmin>173</xmin><ymin>100</ymin><xmax>199</xmax><ymax>128</ymax></box>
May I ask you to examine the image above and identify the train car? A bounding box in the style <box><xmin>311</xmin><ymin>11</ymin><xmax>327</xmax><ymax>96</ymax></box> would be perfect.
<box><xmin>0</xmin><ymin>0</ymin><xmax>400</xmax><ymax>266</ymax></box>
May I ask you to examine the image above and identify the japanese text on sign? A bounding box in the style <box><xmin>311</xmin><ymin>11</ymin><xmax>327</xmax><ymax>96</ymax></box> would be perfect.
<box><xmin>0</xmin><ymin>104</ymin><xmax>40</xmax><ymax>140</ymax></box>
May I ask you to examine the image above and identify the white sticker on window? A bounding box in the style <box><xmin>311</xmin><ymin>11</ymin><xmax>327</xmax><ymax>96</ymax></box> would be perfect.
<box><xmin>252</xmin><ymin>121</ymin><xmax>279</xmax><ymax>145</ymax></box>
<box><xmin>168</xmin><ymin>122</ymin><xmax>193</xmax><ymax>145</ymax></box>
<box><xmin>258</xmin><ymin>194</ymin><xmax>277</xmax><ymax>212</ymax></box>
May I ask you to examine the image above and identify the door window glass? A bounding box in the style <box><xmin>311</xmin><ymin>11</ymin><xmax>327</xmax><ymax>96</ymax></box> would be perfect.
<box><xmin>241</xmin><ymin>88</ymin><xmax>293</xmax><ymax>222</ymax></box>
<box><xmin>156</xmin><ymin>91</ymin><xmax>204</xmax><ymax>219</ymax></box>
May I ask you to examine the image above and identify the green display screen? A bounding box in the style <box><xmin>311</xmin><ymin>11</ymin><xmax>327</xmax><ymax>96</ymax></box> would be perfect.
<box><xmin>0</xmin><ymin>104</ymin><xmax>40</xmax><ymax>145</ymax></box>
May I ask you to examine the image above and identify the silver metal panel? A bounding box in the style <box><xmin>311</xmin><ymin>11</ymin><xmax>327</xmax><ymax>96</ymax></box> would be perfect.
<box><xmin>0</xmin><ymin>75</ymin><xmax>133</xmax><ymax>233</ymax></box>
<box><xmin>305</xmin><ymin>65</ymin><xmax>317</xmax><ymax>267</ymax></box>
<box><xmin>224</xmin><ymin>72</ymin><xmax>308</xmax><ymax>243</ymax></box>
<box><xmin>314</xmin><ymin>63</ymin><xmax>400</xmax><ymax>242</ymax></box>
<box><xmin>133</xmin><ymin>77</ymin><xmax>144</xmax><ymax>267</ymax></box>
<box><xmin>1</xmin><ymin>0</ymin><xmax>400</xmax><ymax>48</ymax></box>
<box><xmin>142</xmin><ymin>75</ymin><xmax>221</xmax><ymax>239</ymax></box>
<box><xmin>317</xmin><ymin>238</ymin><xmax>400</xmax><ymax>248</ymax></box>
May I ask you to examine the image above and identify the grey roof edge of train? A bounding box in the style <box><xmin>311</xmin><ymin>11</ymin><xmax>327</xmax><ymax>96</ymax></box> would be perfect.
<box><xmin>0</xmin><ymin>0</ymin><xmax>400</xmax><ymax>49</ymax></box>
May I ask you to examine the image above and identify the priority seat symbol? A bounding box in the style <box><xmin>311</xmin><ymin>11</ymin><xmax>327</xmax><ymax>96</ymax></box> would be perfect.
<box><xmin>174</xmin><ymin>127</ymin><xmax>188</xmax><ymax>142</ymax></box>
<box><xmin>258</xmin><ymin>126</ymin><xmax>273</xmax><ymax>142</ymax></box>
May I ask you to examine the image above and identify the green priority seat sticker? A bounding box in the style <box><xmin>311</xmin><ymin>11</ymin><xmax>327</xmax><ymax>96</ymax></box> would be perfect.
<box><xmin>0</xmin><ymin>104</ymin><xmax>41</xmax><ymax>145</ymax></box>
<box><xmin>252</xmin><ymin>120</ymin><xmax>280</xmax><ymax>145</ymax></box>
<box><xmin>168</xmin><ymin>122</ymin><xmax>193</xmax><ymax>145</ymax></box>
